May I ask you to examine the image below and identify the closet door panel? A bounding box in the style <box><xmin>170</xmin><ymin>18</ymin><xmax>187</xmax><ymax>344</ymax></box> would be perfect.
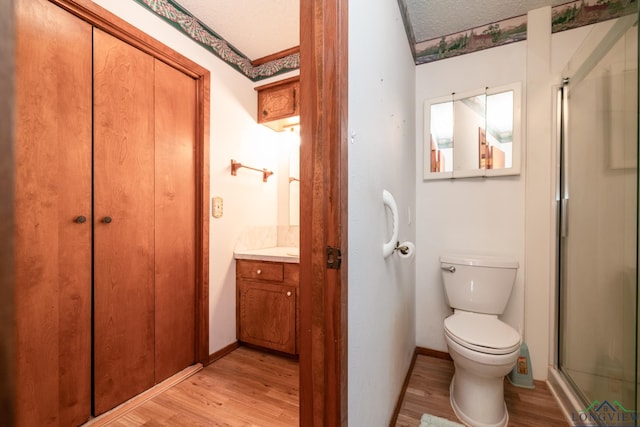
<box><xmin>15</xmin><ymin>0</ymin><xmax>93</xmax><ymax>425</ymax></box>
<box><xmin>93</xmin><ymin>28</ymin><xmax>155</xmax><ymax>415</ymax></box>
<box><xmin>154</xmin><ymin>60</ymin><xmax>197</xmax><ymax>382</ymax></box>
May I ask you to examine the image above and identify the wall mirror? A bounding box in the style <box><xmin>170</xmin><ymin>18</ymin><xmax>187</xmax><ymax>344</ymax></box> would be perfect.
<box><xmin>423</xmin><ymin>82</ymin><xmax>521</xmax><ymax>180</ymax></box>
<box><xmin>289</xmin><ymin>142</ymin><xmax>300</xmax><ymax>226</ymax></box>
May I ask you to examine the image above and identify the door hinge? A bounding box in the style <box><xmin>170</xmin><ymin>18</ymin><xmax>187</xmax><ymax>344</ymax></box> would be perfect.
<box><xmin>326</xmin><ymin>246</ymin><xmax>342</xmax><ymax>270</ymax></box>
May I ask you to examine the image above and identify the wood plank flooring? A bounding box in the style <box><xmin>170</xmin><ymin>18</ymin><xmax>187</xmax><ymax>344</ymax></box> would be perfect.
<box><xmin>96</xmin><ymin>348</ymin><xmax>568</xmax><ymax>426</ymax></box>
<box><xmin>103</xmin><ymin>346</ymin><xmax>299</xmax><ymax>426</ymax></box>
<box><xmin>395</xmin><ymin>355</ymin><xmax>570</xmax><ymax>427</ymax></box>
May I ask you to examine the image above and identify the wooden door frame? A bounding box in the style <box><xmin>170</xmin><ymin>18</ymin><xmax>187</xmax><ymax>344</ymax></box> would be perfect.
<box><xmin>299</xmin><ymin>0</ymin><xmax>349</xmax><ymax>425</ymax></box>
<box><xmin>1</xmin><ymin>0</ymin><xmax>15</xmax><ymax>424</ymax></box>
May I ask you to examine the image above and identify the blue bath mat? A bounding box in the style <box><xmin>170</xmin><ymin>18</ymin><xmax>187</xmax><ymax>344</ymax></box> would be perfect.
<box><xmin>420</xmin><ymin>413</ymin><xmax>464</xmax><ymax>427</ymax></box>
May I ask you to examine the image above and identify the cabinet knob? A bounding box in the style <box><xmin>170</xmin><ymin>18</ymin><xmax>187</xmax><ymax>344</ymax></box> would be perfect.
<box><xmin>262</xmin><ymin>110</ymin><xmax>268</xmax><ymax>116</ymax></box>
<box><xmin>75</xmin><ymin>215</ymin><xmax>87</xmax><ymax>224</ymax></box>
<box><xmin>102</xmin><ymin>216</ymin><xmax>113</xmax><ymax>224</ymax></box>
<box><xmin>286</xmin><ymin>291</ymin><xmax>292</xmax><ymax>297</ymax></box>
<box><xmin>256</xmin><ymin>269</ymin><xmax>262</xmax><ymax>275</ymax></box>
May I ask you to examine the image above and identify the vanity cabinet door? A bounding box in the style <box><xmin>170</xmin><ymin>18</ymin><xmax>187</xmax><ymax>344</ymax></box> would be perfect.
<box><xmin>257</xmin><ymin>78</ymin><xmax>299</xmax><ymax>123</ymax></box>
<box><xmin>237</xmin><ymin>280</ymin><xmax>297</xmax><ymax>354</ymax></box>
<box><xmin>255</xmin><ymin>76</ymin><xmax>300</xmax><ymax>131</ymax></box>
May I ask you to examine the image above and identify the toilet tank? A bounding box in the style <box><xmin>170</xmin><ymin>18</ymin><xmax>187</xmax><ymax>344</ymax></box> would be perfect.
<box><xmin>440</xmin><ymin>254</ymin><xmax>519</xmax><ymax>315</ymax></box>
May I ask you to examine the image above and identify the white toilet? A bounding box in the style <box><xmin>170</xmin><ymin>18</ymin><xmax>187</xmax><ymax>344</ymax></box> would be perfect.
<box><xmin>440</xmin><ymin>254</ymin><xmax>521</xmax><ymax>427</ymax></box>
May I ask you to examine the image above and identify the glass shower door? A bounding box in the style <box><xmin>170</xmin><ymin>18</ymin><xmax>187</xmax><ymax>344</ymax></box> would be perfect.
<box><xmin>558</xmin><ymin>13</ymin><xmax>638</xmax><ymax>412</ymax></box>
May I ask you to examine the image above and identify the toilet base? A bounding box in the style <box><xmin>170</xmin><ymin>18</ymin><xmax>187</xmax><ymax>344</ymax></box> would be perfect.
<box><xmin>450</xmin><ymin>374</ymin><xmax>509</xmax><ymax>427</ymax></box>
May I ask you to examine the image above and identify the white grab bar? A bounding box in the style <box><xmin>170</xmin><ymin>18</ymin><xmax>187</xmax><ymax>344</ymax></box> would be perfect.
<box><xmin>382</xmin><ymin>190</ymin><xmax>399</xmax><ymax>259</ymax></box>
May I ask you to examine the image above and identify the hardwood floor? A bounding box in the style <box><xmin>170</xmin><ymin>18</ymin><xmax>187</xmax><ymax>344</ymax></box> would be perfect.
<box><xmin>103</xmin><ymin>346</ymin><xmax>299</xmax><ymax>426</ymax></box>
<box><xmin>96</xmin><ymin>348</ymin><xmax>568</xmax><ymax>426</ymax></box>
<box><xmin>395</xmin><ymin>355</ymin><xmax>570</xmax><ymax>427</ymax></box>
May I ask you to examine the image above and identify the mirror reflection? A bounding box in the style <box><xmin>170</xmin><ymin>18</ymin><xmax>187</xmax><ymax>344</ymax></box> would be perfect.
<box><xmin>485</xmin><ymin>91</ymin><xmax>514</xmax><ymax>169</ymax></box>
<box><xmin>454</xmin><ymin>93</ymin><xmax>486</xmax><ymax>172</ymax></box>
<box><xmin>429</xmin><ymin>101</ymin><xmax>453</xmax><ymax>172</ymax></box>
<box><xmin>289</xmin><ymin>140</ymin><xmax>300</xmax><ymax>226</ymax></box>
<box><xmin>425</xmin><ymin>82</ymin><xmax>520</xmax><ymax>179</ymax></box>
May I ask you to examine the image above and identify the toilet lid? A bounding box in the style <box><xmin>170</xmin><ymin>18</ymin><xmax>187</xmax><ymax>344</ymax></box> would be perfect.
<box><xmin>444</xmin><ymin>312</ymin><xmax>521</xmax><ymax>355</ymax></box>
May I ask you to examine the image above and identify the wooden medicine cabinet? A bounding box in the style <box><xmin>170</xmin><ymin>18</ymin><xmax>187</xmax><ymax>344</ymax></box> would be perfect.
<box><xmin>256</xmin><ymin>76</ymin><xmax>300</xmax><ymax>131</ymax></box>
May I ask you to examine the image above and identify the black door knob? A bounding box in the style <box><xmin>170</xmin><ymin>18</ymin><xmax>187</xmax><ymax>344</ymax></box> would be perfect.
<box><xmin>75</xmin><ymin>216</ymin><xmax>87</xmax><ymax>224</ymax></box>
<box><xmin>103</xmin><ymin>216</ymin><xmax>112</xmax><ymax>224</ymax></box>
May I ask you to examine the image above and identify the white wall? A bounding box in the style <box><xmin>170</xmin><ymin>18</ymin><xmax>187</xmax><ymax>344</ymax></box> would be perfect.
<box><xmin>90</xmin><ymin>0</ymin><xmax>294</xmax><ymax>354</ymax></box>
<box><xmin>348</xmin><ymin>0</ymin><xmax>417</xmax><ymax>424</ymax></box>
<box><xmin>415</xmin><ymin>7</ymin><xmax>600</xmax><ymax>381</ymax></box>
<box><xmin>415</xmin><ymin>41</ymin><xmax>527</xmax><ymax>354</ymax></box>
<box><xmin>524</xmin><ymin>7</ymin><xmax>555</xmax><ymax>383</ymax></box>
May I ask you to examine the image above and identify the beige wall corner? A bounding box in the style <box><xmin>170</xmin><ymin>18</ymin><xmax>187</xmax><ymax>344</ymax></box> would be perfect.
<box><xmin>524</xmin><ymin>6</ymin><xmax>554</xmax><ymax>381</ymax></box>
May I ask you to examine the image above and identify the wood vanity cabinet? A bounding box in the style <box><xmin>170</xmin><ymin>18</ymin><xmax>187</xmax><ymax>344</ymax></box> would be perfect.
<box><xmin>236</xmin><ymin>259</ymin><xmax>299</xmax><ymax>355</ymax></box>
<box><xmin>255</xmin><ymin>76</ymin><xmax>300</xmax><ymax>131</ymax></box>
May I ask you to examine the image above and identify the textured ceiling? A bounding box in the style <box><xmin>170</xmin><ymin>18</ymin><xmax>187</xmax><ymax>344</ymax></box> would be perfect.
<box><xmin>169</xmin><ymin>0</ymin><xmax>581</xmax><ymax>64</ymax></box>
<box><xmin>176</xmin><ymin>0</ymin><xmax>299</xmax><ymax>60</ymax></box>
<box><xmin>404</xmin><ymin>0</ymin><xmax>569</xmax><ymax>43</ymax></box>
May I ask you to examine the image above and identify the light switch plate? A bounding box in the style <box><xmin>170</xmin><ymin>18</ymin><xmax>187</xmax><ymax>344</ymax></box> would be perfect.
<box><xmin>212</xmin><ymin>196</ymin><xmax>223</xmax><ymax>218</ymax></box>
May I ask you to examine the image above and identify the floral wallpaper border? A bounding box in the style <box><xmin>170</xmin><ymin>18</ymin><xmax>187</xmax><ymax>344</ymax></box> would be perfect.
<box><xmin>551</xmin><ymin>0</ymin><xmax>636</xmax><ymax>34</ymax></box>
<box><xmin>414</xmin><ymin>14</ymin><xmax>527</xmax><ymax>65</ymax></box>
<box><xmin>408</xmin><ymin>0</ymin><xmax>636</xmax><ymax>65</ymax></box>
<box><xmin>132</xmin><ymin>0</ymin><xmax>300</xmax><ymax>81</ymax></box>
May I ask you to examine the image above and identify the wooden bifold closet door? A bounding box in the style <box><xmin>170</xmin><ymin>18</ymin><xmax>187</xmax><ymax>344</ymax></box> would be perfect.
<box><xmin>15</xmin><ymin>0</ymin><xmax>93</xmax><ymax>425</ymax></box>
<box><xmin>93</xmin><ymin>27</ymin><xmax>197</xmax><ymax>415</ymax></box>
<box><xmin>92</xmin><ymin>28</ymin><xmax>157</xmax><ymax>415</ymax></box>
<box><xmin>15</xmin><ymin>0</ymin><xmax>198</xmax><ymax>424</ymax></box>
<box><xmin>153</xmin><ymin>55</ymin><xmax>197</xmax><ymax>385</ymax></box>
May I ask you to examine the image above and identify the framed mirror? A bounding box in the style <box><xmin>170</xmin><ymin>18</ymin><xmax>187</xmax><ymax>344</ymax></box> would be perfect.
<box><xmin>423</xmin><ymin>82</ymin><xmax>521</xmax><ymax>180</ymax></box>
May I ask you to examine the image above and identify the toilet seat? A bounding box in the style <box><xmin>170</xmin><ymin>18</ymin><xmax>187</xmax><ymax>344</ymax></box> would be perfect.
<box><xmin>444</xmin><ymin>312</ymin><xmax>520</xmax><ymax>355</ymax></box>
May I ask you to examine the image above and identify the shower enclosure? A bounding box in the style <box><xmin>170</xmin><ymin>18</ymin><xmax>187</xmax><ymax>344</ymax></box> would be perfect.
<box><xmin>556</xmin><ymin>10</ymin><xmax>639</xmax><ymax>419</ymax></box>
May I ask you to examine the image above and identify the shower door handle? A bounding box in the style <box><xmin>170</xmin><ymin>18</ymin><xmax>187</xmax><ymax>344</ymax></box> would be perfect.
<box><xmin>559</xmin><ymin>81</ymin><xmax>570</xmax><ymax>240</ymax></box>
<box><xmin>561</xmin><ymin>198</ymin><xmax>569</xmax><ymax>238</ymax></box>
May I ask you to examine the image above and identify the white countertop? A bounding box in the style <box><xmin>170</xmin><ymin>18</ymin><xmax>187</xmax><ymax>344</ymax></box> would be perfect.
<box><xmin>234</xmin><ymin>246</ymin><xmax>299</xmax><ymax>263</ymax></box>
